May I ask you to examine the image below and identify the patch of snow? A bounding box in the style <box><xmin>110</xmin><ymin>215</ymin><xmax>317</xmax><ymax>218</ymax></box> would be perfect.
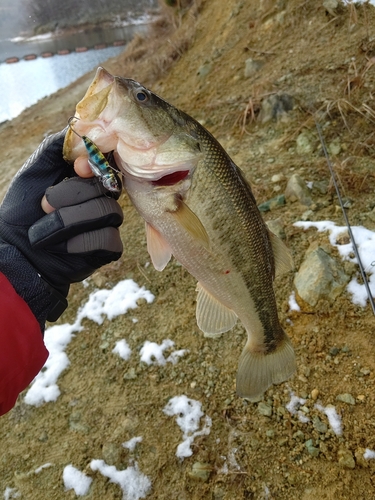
<box><xmin>25</xmin><ymin>280</ymin><xmax>154</xmax><ymax>406</ymax></box>
<box><xmin>63</xmin><ymin>465</ymin><xmax>93</xmax><ymax>496</ymax></box>
<box><xmin>288</xmin><ymin>291</ymin><xmax>300</xmax><ymax>312</ymax></box>
<box><xmin>286</xmin><ymin>391</ymin><xmax>310</xmax><ymax>423</ymax></box>
<box><xmin>113</xmin><ymin>339</ymin><xmax>132</xmax><ymax>361</ymax></box>
<box><xmin>364</xmin><ymin>448</ymin><xmax>375</xmax><ymax>460</ymax></box>
<box><xmin>140</xmin><ymin>339</ymin><xmax>187</xmax><ymax>366</ymax></box>
<box><xmin>3</xmin><ymin>488</ymin><xmax>20</xmax><ymax>500</ymax></box>
<box><xmin>123</xmin><ymin>437</ymin><xmax>143</xmax><ymax>452</ymax></box>
<box><xmin>90</xmin><ymin>459</ymin><xmax>151</xmax><ymax>500</ymax></box>
<box><xmin>315</xmin><ymin>403</ymin><xmax>342</xmax><ymax>436</ymax></box>
<box><xmin>163</xmin><ymin>395</ymin><xmax>212</xmax><ymax>459</ymax></box>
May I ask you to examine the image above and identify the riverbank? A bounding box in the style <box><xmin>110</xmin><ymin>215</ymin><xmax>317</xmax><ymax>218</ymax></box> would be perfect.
<box><xmin>2</xmin><ymin>1</ymin><xmax>375</xmax><ymax>499</ymax></box>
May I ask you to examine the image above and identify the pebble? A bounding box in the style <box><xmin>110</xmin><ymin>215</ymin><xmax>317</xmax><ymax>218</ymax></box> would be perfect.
<box><xmin>337</xmin><ymin>447</ymin><xmax>355</xmax><ymax>469</ymax></box>
<box><xmin>258</xmin><ymin>402</ymin><xmax>273</xmax><ymax>417</ymax></box>
<box><xmin>244</xmin><ymin>58</ymin><xmax>264</xmax><ymax>78</ymax></box>
<box><xmin>285</xmin><ymin>174</ymin><xmax>312</xmax><ymax>206</ymax></box>
<box><xmin>313</xmin><ymin>416</ymin><xmax>328</xmax><ymax>434</ymax></box>
<box><xmin>336</xmin><ymin>393</ymin><xmax>356</xmax><ymax>405</ymax></box>
<box><xmin>323</xmin><ymin>0</ymin><xmax>339</xmax><ymax>16</ymax></box>
<box><xmin>311</xmin><ymin>389</ymin><xmax>319</xmax><ymax>400</ymax></box>
<box><xmin>257</xmin><ymin>194</ymin><xmax>286</xmax><ymax>212</ymax></box>
<box><xmin>266</xmin><ymin>217</ymin><xmax>286</xmax><ymax>240</ymax></box>
<box><xmin>259</xmin><ymin>93</ymin><xmax>294</xmax><ymax>123</ymax></box>
<box><xmin>102</xmin><ymin>442</ymin><xmax>122</xmax><ymax>465</ymax></box>
<box><xmin>271</xmin><ymin>174</ymin><xmax>284</xmax><ymax>183</ymax></box>
<box><xmin>329</xmin><ymin>347</ymin><xmax>340</xmax><ymax>356</ymax></box>
<box><xmin>293</xmin><ymin>430</ymin><xmax>305</xmax><ymax>441</ymax></box>
<box><xmin>296</xmin><ymin>131</ymin><xmax>314</xmax><ymax>155</ymax></box>
<box><xmin>305</xmin><ymin>439</ymin><xmax>320</xmax><ymax>457</ymax></box>
<box><xmin>197</xmin><ymin>63</ymin><xmax>212</xmax><ymax>78</ymax></box>
<box><xmin>188</xmin><ymin>462</ymin><xmax>212</xmax><ymax>482</ymax></box>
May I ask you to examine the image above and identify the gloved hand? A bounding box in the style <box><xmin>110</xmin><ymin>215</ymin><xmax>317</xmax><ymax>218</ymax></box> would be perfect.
<box><xmin>0</xmin><ymin>130</ymin><xmax>123</xmax><ymax>329</ymax></box>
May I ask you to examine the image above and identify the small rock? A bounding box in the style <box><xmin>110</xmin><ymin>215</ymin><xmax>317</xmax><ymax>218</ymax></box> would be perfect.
<box><xmin>323</xmin><ymin>0</ymin><xmax>339</xmax><ymax>16</ymax></box>
<box><xmin>313</xmin><ymin>416</ymin><xmax>328</xmax><ymax>434</ymax></box>
<box><xmin>329</xmin><ymin>346</ymin><xmax>340</xmax><ymax>356</ymax></box>
<box><xmin>338</xmin><ymin>447</ymin><xmax>355</xmax><ymax>469</ymax></box>
<box><xmin>188</xmin><ymin>462</ymin><xmax>212</xmax><ymax>482</ymax></box>
<box><xmin>311</xmin><ymin>389</ymin><xmax>319</xmax><ymax>400</ymax></box>
<box><xmin>266</xmin><ymin>217</ymin><xmax>286</xmax><ymax>240</ymax></box>
<box><xmin>301</xmin><ymin>209</ymin><xmax>314</xmax><ymax>221</ymax></box>
<box><xmin>123</xmin><ymin>368</ymin><xmax>137</xmax><ymax>380</ymax></box>
<box><xmin>355</xmin><ymin>447</ymin><xmax>369</xmax><ymax>468</ymax></box>
<box><xmin>328</xmin><ymin>138</ymin><xmax>341</xmax><ymax>156</ymax></box>
<box><xmin>92</xmin><ymin>272</ymin><xmax>107</xmax><ymax>288</ymax></box>
<box><xmin>312</xmin><ymin>180</ymin><xmax>329</xmax><ymax>195</ymax></box>
<box><xmin>197</xmin><ymin>63</ymin><xmax>211</xmax><ymax>78</ymax></box>
<box><xmin>266</xmin><ymin>429</ymin><xmax>275</xmax><ymax>438</ymax></box>
<box><xmin>102</xmin><ymin>442</ymin><xmax>122</xmax><ymax>466</ymax></box>
<box><xmin>259</xmin><ymin>93</ymin><xmax>294</xmax><ymax>123</ymax></box>
<box><xmin>244</xmin><ymin>58</ymin><xmax>264</xmax><ymax>78</ymax></box>
<box><xmin>294</xmin><ymin>247</ymin><xmax>349</xmax><ymax>307</ymax></box>
<box><xmin>285</xmin><ymin>174</ymin><xmax>312</xmax><ymax>206</ymax></box>
<box><xmin>271</xmin><ymin>174</ymin><xmax>284</xmax><ymax>183</ymax></box>
<box><xmin>336</xmin><ymin>393</ymin><xmax>356</xmax><ymax>405</ymax></box>
<box><xmin>293</xmin><ymin>430</ymin><xmax>305</xmax><ymax>441</ymax></box>
<box><xmin>258</xmin><ymin>194</ymin><xmax>286</xmax><ymax>212</ymax></box>
<box><xmin>258</xmin><ymin>402</ymin><xmax>273</xmax><ymax>417</ymax></box>
<box><xmin>296</xmin><ymin>131</ymin><xmax>315</xmax><ymax>155</ymax></box>
<box><xmin>305</xmin><ymin>439</ymin><xmax>320</xmax><ymax>457</ymax></box>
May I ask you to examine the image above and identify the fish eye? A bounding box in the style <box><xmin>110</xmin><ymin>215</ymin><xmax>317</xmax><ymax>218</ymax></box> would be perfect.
<box><xmin>135</xmin><ymin>89</ymin><xmax>149</xmax><ymax>102</ymax></box>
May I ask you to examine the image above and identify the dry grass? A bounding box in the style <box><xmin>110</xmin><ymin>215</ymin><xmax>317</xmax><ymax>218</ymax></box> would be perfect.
<box><xmin>112</xmin><ymin>0</ymin><xmax>202</xmax><ymax>85</ymax></box>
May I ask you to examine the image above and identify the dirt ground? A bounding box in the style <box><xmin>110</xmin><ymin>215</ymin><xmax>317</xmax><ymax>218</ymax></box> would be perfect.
<box><xmin>2</xmin><ymin>0</ymin><xmax>375</xmax><ymax>498</ymax></box>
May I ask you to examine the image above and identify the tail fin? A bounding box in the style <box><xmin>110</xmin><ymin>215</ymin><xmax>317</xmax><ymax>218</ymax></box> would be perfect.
<box><xmin>236</xmin><ymin>335</ymin><xmax>296</xmax><ymax>401</ymax></box>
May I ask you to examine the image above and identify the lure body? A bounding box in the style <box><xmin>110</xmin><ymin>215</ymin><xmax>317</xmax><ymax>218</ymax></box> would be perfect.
<box><xmin>81</xmin><ymin>135</ymin><xmax>121</xmax><ymax>194</ymax></box>
<box><xmin>67</xmin><ymin>117</ymin><xmax>121</xmax><ymax>194</ymax></box>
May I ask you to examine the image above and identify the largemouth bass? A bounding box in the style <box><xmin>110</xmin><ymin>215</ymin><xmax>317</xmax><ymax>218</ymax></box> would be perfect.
<box><xmin>63</xmin><ymin>67</ymin><xmax>296</xmax><ymax>401</ymax></box>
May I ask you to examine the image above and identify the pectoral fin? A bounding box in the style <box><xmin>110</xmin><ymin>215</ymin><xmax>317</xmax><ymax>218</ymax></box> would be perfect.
<box><xmin>268</xmin><ymin>229</ymin><xmax>294</xmax><ymax>276</ymax></box>
<box><xmin>196</xmin><ymin>283</ymin><xmax>237</xmax><ymax>337</ymax></box>
<box><xmin>171</xmin><ymin>201</ymin><xmax>210</xmax><ymax>251</ymax></box>
<box><xmin>146</xmin><ymin>222</ymin><xmax>172</xmax><ymax>271</ymax></box>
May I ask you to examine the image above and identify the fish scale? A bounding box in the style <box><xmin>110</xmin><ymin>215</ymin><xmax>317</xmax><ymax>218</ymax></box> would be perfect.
<box><xmin>63</xmin><ymin>66</ymin><xmax>296</xmax><ymax>401</ymax></box>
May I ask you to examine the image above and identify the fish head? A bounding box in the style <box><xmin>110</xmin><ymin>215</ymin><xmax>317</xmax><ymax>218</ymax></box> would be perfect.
<box><xmin>63</xmin><ymin>67</ymin><xmax>202</xmax><ymax>182</ymax></box>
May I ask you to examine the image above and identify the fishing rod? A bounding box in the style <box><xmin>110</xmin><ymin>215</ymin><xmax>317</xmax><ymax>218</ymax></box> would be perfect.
<box><xmin>315</xmin><ymin>122</ymin><xmax>375</xmax><ymax>316</ymax></box>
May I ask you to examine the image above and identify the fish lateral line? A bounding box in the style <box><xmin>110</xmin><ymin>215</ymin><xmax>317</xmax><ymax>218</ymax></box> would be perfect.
<box><xmin>67</xmin><ymin>116</ymin><xmax>121</xmax><ymax>194</ymax></box>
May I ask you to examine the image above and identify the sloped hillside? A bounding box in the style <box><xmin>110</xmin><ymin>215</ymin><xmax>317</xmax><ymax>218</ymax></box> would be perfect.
<box><xmin>1</xmin><ymin>1</ymin><xmax>375</xmax><ymax>499</ymax></box>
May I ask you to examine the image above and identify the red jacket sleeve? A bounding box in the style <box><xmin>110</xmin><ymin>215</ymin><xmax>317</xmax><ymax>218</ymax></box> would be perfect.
<box><xmin>0</xmin><ymin>272</ymin><xmax>49</xmax><ymax>416</ymax></box>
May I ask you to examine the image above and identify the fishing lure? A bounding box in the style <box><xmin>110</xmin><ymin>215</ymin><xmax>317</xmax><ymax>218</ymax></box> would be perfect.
<box><xmin>68</xmin><ymin>117</ymin><xmax>121</xmax><ymax>194</ymax></box>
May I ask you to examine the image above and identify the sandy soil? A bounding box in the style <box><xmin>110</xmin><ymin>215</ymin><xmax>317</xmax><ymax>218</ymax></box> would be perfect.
<box><xmin>1</xmin><ymin>1</ymin><xmax>375</xmax><ymax>498</ymax></box>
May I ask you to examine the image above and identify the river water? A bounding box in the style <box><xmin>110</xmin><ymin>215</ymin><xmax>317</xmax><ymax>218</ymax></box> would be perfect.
<box><xmin>0</xmin><ymin>22</ymin><xmax>150</xmax><ymax>123</ymax></box>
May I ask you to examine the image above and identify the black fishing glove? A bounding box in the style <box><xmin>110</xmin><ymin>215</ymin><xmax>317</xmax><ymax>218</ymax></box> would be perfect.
<box><xmin>0</xmin><ymin>130</ymin><xmax>123</xmax><ymax>330</ymax></box>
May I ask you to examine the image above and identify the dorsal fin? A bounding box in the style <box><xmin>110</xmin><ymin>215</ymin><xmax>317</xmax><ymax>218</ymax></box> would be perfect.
<box><xmin>268</xmin><ymin>229</ymin><xmax>294</xmax><ymax>276</ymax></box>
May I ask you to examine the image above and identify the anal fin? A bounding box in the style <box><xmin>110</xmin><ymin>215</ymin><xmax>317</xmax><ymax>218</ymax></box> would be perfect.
<box><xmin>146</xmin><ymin>222</ymin><xmax>172</xmax><ymax>271</ymax></box>
<box><xmin>196</xmin><ymin>283</ymin><xmax>237</xmax><ymax>337</ymax></box>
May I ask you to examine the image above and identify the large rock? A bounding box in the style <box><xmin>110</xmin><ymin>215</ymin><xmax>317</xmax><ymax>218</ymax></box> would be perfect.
<box><xmin>294</xmin><ymin>246</ymin><xmax>349</xmax><ymax>307</ymax></box>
